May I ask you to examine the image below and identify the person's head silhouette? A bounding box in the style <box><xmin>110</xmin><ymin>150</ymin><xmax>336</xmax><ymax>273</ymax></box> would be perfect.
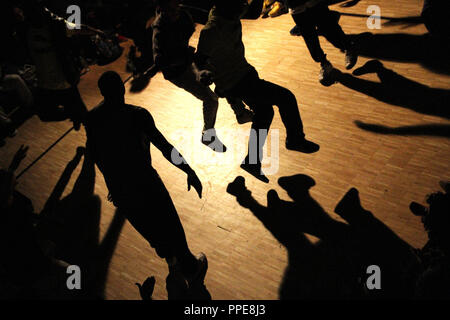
<box><xmin>98</xmin><ymin>71</ymin><xmax>125</xmax><ymax>103</ymax></box>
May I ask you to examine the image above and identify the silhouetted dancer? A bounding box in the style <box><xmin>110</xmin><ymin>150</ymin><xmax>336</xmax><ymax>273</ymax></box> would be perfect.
<box><xmin>24</xmin><ymin>2</ymin><xmax>90</xmax><ymax>130</ymax></box>
<box><xmin>196</xmin><ymin>0</ymin><xmax>319</xmax><ymax>182</ymax></box>
<box><xmin>152</xmin><ymin>0</ymin><xmax>253</xmax><ymax>153</ymax></box>
<box><xmin>337</xmin><ymin>60</ymin><xmax>450</xmax><ymax>119</ymax></box>
<box><xmin>86</xmin><ymin>71</ymin><xmax>208</xmax><ymax>290</ymax></box>
<box><xmin>285</xmin><ymin>0</ymin><xmax>358</xmax><ymax>86</ymax></box>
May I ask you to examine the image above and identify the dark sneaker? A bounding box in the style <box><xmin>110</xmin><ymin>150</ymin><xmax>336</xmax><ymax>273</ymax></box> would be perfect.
<box><xmin>201</xmin><ymin>129</ymin><xmax>227</xmax><ymax>152</ymax></box>
<box><xmin>409</xmin><ymin>202</ymin><xmax>427</xmax><ymax>217</ymax></box>
<box><xmin>345</xmin><ymin>47</ymin><xmax>358</xmax><ymax>70</ymax></box>
<box><xmin>290</xmin><ymin>25</ymin><xmax>301</xmax><ymax>36</ymax></box>
<box><xmin>185</xmin><ymin>253</ymin><xmax>208</xmax><ymax>288</ymax></box>
<box><xmin>352</xmin><ymin>60</ymin><xmax>383</xmax><ymax>76</ymax></box>
<box><xmin>319</xmin><ymin>60</ymin><xmax>339</xmax><ymax>86</ymax></box>
<box><xmin>72</xmin><ymin>120</ymin><xmax>81</xmax><ymax>131</ymax></box>
<box><xmin>240</xmin><ymin>162</ymin><xmax>269</xmax><ymax>183</ymax></box>
<box><xmin>268</xmin><ymin>1</ymin><xmax>288</xmax><ymax>18</ymax></box>
<box><xmin>285</xmin><ymin>137</ymin><xmax>320</xmax><ymax>153</ymax></box>
<box><xmin>236</xmin><ymin>108</ymin><xmax>254</xmax><ymax>124</ymax></box>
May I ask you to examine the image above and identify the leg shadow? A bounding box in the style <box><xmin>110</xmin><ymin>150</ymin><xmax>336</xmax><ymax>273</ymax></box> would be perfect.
<box><xmin>348</xmin><ymin>32</ymin><xmax>450</xmax><ymax>75</ymax></box>
<box><xmin>227</xmin><ymin>174</ymin><xmax>423</xmax><ymax>298</ymax></box>
<box><xmin>337</xmin><ymin>60</ymin><xmax>450</xmax><ymax>119</ymax></box>
<box><xmin>354</xmin><ymin>121</ymin><xmax>450</xmax><ymax>138</ymax></box>
<box><xmin>227</xmin><ymin>175</ymin><xmax>361</xmax><ymax>298</ymax></box>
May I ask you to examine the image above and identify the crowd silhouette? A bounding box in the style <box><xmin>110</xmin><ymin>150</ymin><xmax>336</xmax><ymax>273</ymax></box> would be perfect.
<box><xmin>1</xmin><ymin>0</ymin><xmax>449</xmax><ymax>300</ymax></box>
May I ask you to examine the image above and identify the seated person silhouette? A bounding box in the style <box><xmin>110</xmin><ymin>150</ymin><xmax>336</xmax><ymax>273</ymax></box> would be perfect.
<box><xmin>85</xmin><ymin>71</ymin><xmax>207</xmax><ymax>289</ymax></box>
<box><xmin>196</xmin><ymin>0</ymin><xmax>319</xmax><ymax>182</ymax></box>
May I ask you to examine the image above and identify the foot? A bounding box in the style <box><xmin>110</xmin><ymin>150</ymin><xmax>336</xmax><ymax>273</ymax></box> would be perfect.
<box><xmin>262</xmin><ymin>0</ymin><xmax>276</xmax><ymax>18</ymax></box>
<box><xmin>240</xmin><ymin>162</ymin><xmax>269</xmax><ymax>183</ymax></box>
<box><xmin>285</xmin><ymin>137</ymin><xmax>320</xmax><ymax>153</ymax></box>
<box><xmin>235</xmin><ymin>109</ymin><xmax>254</xmax><ymax>124</ymax></box>
<box><xmin>319</xmin><ymin>60</ymin><xmax>339</xmax><ymax>86</ymax></box>
<box><xmin>268</xmin><ymin>1</ymin><xmax>288</xmax><ymax>18</ymax></box>
<box><xmin>344</xmin><ymin>47</ymin><xmax>358</xmax><ymax>70</ymax></box>
<box><xmin>409</xmin><ymin>202</ymin><xmax>427</xmax><ymax>217</ymax></box>
<box><xmin>352</xmin><ymin>60</ymin><xmax>383</xmax><ymax>76</ymax></box>
<box><xmin>185</xmin><ymin>253</ymin><xmax>208</xmax><ymax>288</ymax></box>
<box><xmin>76</xmin><ymin>146</ymin><xmax>86</xmax><ymax>157</ymax></box>
<box><xmin>201</xmin><ymin>129</ymin><xmax>227</xmax><ymax>152</ymax></box>
<box><xmin>290</xmin><ymin>25</ymin><xmax>301</xmax><ymax>36</ymax></box>
<box><xmin>72</xmin><ymin>120</ymin><xmax>81</xmax><ymax>131</ymax></box>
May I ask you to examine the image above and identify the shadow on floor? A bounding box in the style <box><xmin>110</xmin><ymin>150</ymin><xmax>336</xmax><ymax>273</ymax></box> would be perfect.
<box><xmin>348</xmin><ymin>32</ymin><xmax>450</xmax><ymax>75</ymax></box>
<box><xmin>354</xmin><ymin>121</ymin><xmax>450</xmax><ymax>138</ymax></box>
<box><xmin>227</xmin><ymin>174</ymin><xmax>428</xmax><ymax>298</ymax></box>
<box><xmin>336</xmin><ymin>60</ymin><xmax>450</xmax><ymax>120</ymax></box>
<box><xmin>37</xmin><ymin>146</ymin><xmax>125</xmax><ymax>299</ymax></box>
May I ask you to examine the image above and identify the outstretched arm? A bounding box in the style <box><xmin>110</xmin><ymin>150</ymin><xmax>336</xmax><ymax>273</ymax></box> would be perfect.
<box><xmin>143</xmin><ymin>111</ymin><xmax>202</xmax><ymax>198</ymax></box>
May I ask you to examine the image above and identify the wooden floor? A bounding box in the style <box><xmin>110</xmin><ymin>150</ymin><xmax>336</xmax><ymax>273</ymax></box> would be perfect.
<box><xmin>1</xmin><ymin>0</ymin><xmax>449</xmax><ymax>300</ymax></box>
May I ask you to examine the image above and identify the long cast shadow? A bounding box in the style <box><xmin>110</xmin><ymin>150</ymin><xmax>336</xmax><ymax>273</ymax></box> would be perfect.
<box><xmin>337</xmin><ymin>60</ymin><xmax>450</xmax><ymax>120</ymax></box>
<box><xmin>227</xmin><ymin>175</ymin><xmax>422</xmax><ymax>298</ymax></box>
<box><xmin>348</xmin><ymin>32</ymin><xmax>450</xmax><ymax>75</ymax></box>
<box><xmin>354</xmin><ymin>121</ymin><xmax>450</xmax><ymax>138</ymax></box>
<box><xmin>37</xmin><ymin>146</ymin><xmax>125</xmax><ymax>299</ymax></box>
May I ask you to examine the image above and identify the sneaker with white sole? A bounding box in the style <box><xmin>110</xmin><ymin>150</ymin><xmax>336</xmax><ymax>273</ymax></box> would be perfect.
<box><xmin>345</xmin><ymin>47</ymin><xmax>358</xmax><ymax>70</ymax></box>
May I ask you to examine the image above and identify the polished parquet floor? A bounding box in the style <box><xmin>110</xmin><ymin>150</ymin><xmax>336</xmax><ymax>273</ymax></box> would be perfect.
<box><xmin>1</xmin><ymin>0</ymin><xmax>449</xmax><ymax>299</ymax></box>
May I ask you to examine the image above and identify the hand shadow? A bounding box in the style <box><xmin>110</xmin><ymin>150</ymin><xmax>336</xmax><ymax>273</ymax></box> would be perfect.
<box><xmin>227</xmin><ymin>175</ymin><xmax>422</xmax><ymax>298</ymax></box>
